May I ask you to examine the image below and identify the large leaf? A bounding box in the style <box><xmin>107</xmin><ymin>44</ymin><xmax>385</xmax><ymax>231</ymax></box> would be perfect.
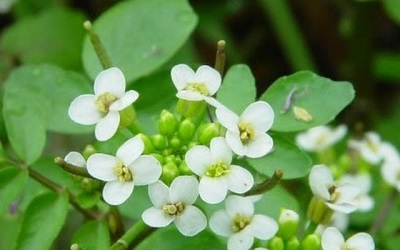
<box><xmin>3</xmin><ymin>64</ymin><xmax>92</xmax><ymax>164</ymax></box>
<box><xmin>15</xmin><ymin>192</ymin><xmax>69</xmax><ymax>250</ymax></box>
<box><xmin>247</xmin><ymin>134</ymin><xmax>312</xmax><ymax>179</ymax></box>
<box><xmin>82</xmin><ymin>0</ymin><xmax>198</xmax><ymax>82</ymax></box>
<box><xmin>0</xmin><ymin>7</ymin><xmax>86</xmax><ymax>70</ymax></box>
<box><xmin>260</xmin><ymin>71</ymin><xmax>355</xmax><ymax>132</ymax></box>
<box><xmin>72</xmin><ymin>221</ymin><xmax>110</xmax><ymax>250</ymax></box>
<box><xmin>217</xmin><ymin>64</ymin><xmax>257</xmax><ymax>114</ymax></box>
<box><xmin>0</xmin><ymin>167</ymin><xmax>28</xmax><ymax>214</ymax></box>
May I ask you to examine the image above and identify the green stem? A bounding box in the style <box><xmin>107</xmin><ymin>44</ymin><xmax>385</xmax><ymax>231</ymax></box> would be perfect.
<box><xmin>244</xmin><ymin>169</ymin><xmax>283</xmax><ymax>196</ymax></box>
<box><xmin>369</xmin><ymin>188</ymin><xmax>398</xmax><ymax>236</ymax></box>
<box><xmin>84</xmin><ymin>20</ymin><xmax>112</xmax><ymax>69</ymax></box>
<box><xmin>109</xmin><ymin>206</ymin><xmax>125</xmax><ymax>241</ymax></box>
<box><xmin>109</xmin><ymin>220</ymin><xmax>152</xmax><ymax>250</ymax></box>
<box><xmin>214</xmin><ymin>40</ymin><xmax>226</xmax><ymax>76</ymax></box>
<box><xmin>54</xmin><ymin>157</ymin><xmax>92</xmax><ymax>178</ymax></box>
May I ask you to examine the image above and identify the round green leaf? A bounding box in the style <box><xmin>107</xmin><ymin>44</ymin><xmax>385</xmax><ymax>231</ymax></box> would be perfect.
<box><xmin>0</xmin><ymin>167</ymin><xmax>28</xmax><ymax>215</ymax></box>
<box><xmin>15</xmin><ymin>192</ymin><xmax>69</xmax><ymax>250</ymax></box>
<box><xmin>72</xmin><ymin>221</ymin><xmax>110</xmax><ymax>250</ymax></box>
<box><xmin>217</xmin><ymin>64</ymin><xmax>257</xmax><ymax>114</ymax></box>
<box><xmin>247</xmin><ymin>134</ymin><xmax>312</xmax><ymax>179</ymax></box>
<box><xmin>82</xmin><ymin>0</ymin><xmax>198</xmax><ymax>82</ymax></box>
<box><xmin>260</xmin><ymin>71</ymin><xmax>355</xmax><ymax>132</ymax></box>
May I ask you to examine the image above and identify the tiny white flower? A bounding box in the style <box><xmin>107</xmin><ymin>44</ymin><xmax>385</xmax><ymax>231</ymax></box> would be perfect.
<box><xmin>185</xmin><ymin>137</ymin><xmax>254</xmax><ymax>204</ymax></box>
<box><xmin>309</xmin><ymin>165</ymin><xmax>361</xmax><ymax>213</ymax></box>
<box><xmin>296</xmin><ymin>125</ymin><xmax>347</xmax><ymax>152</ymax></box>
<box><xmin>349</xmin><ymin>132</ymin><xmax>386</xmax><ymax>165</ymax></box>
<box><xmin>86</xmin><ymin>135</ymin><xmax>161</xmax><ymax>205</ymax></box>
<box><xmin>216</xmin><ymin>101</ymin><xmax>274</xmax><ymax>158</ymax></box>
<box><xmin>171</xmin><ymin>64</ymin><xmax>222</xmax><ymax>107</ymax></box>
<box><xmin>210</xmin><ymin>195</ymin><xmax>278</xmax><ymax>250</ymax></box>
<box><xmin>64</xmin><ymin>151</ymin><xmax>86</xmax><ymax>168</ymax></box>
<box><xmin>68</xmin><ymin>67</ymin><xmax>139</xmax><ymax>141</ymax></box>
<box><xmin>380</xmin><ymin>146</ymin><xmax>400</xmax><ymax>191</ymax></box>
<box><xmin>321</xmin><ymin>227</ymin><xmax>375</xmax><ymax>250</ymax></box>
<box><xmin>141</xmin><ymin>176</ymin><xmax>207</xmax><ymax>236</ymax></box>
<box><xmin>339</xmin><ymin>174</ymin><xmax>374</xmax><ymax>211</ymax></box>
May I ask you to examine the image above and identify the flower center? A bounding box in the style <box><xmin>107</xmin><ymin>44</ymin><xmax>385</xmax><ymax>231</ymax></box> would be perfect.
<box><xmin>95</xmin><ymin>92</ymin><xmax>117</xmax><ymax>114</ymax></box>
<box><xmin>366</xmin><ymin>138</ymin><xmax>379</xmax><ymax>153</ymax></box>
<box><xmin>328</xmin><ymin>185</ymin><xmax>341</xmax><ymax>203</ymax></box>
<box><xmin>238</xmin><ymin>121</ymin><xmax>256</xmax><ymax>144</ymax></box>
<box><xmin>185</xmin><ymin>82</ymin><xmax>209</xmax><ymax>96</ymax></box>
<box><xmin>163</xmin><ymin>202</ymin><xmax>185</xmax><ymax>216</ymax></box>
<box><xmin>113</xmin><ymin>162</ymin><xmax>133</xmax><ymax>182</ymax></box>
<box><xmin>205</xmin><ymin>161</ymin><xmax>229</xmax><ymax>177</ymax></box>
<box><xmin>342</xmin><ymin>243</ymin><xmax>357</xmax><ymax>250</ymax></box>
<box><xmin>232</xmin><ymin>214</ymin><xmax>252</xmax><ymax>232</ymax></box>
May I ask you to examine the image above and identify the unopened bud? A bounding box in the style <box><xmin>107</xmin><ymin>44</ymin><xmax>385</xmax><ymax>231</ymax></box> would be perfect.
<box><xmin>286</xmin><ymin>236</ymin><xmax>300</xmax><ymax>250</ymax></box>
<box><xmin>151</xmin><ymin>134</ymin><xmax>168</xmax><ymax>150</ymax></box>
<box><xmin>158</xmin><ymin>110</ymin><xmax>178</xmax><ymax>138</ymax></box>
<box><xmin>70</xmin><ymin>243</ymin><xmax>80</xmax><ymax>250</ymax></box>
<box><xmin>177</xmin><ymin>99</ymin><xmax>206</xmax><ymax>118</ymax></box>
<box><xmin>161</xmin><ymin>162</ymin><xmax>180</xmax><ymax>185</ymax></box>
<box><xmin>138</xmin><ymin>133</ymin><xmax>154</xmax><ymax>154</ymax></box>
<box><xmin>278</xmin><ymin>208</ymin><xmax>300</xmax><ymax>240</ymax></box>
<box><xmin>198</xmin><ymin>123</ymin><xmax>222</xmax><ymax>145</ymax></box>
<box><xmin>178</xmin><ymin>118</ymin><xmax>196</xmax><ymax>143</ymax></box>
<box><xmin>83</xmin><ymin>144</ymin><xmax>96</xmax><ymax>159</ymax></box>
<box><xmin>300</xmin><ymin>234</ymin><xmax>320</xmax><ymax>250</ymax></box>
<box><xmin>169</xmin><ymin>136</ymin><xmax>181</xmax><ymax>150</ymax></box>
<box><xmin>268</xmin><ymin>236</ymin><xmax>284</xmax><ymax>250</ymax></box>
<box><xmin>179</xmin><ymin>160</ymin><xmax>193</xmax><ymax>175</ymax></box>
<box><xmin>151</xmin><ymin>153</ymin><xmax>164</xmax><ymax>165</ymax></box>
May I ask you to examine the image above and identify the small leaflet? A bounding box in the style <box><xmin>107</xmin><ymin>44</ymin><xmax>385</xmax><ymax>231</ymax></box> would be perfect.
<box><xmin>293</xmin><ymin>106</ymin><xmax>313</xmax><ymax>122</ymax></box>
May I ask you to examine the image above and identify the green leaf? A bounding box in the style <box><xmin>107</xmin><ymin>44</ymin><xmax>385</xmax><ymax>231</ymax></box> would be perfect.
<box><xmin>0</xmin><ymin>7</ymin><xmax>86</xmax><ymax>70</ymax></box>
<box><xmin>260</xmin><ymin>71</ymin><xmax>355</xmax><ymax>132</ymax></box>
<box><xmin>3</xmin><ymin>64</ymin><xmax>92</xmax><ymax>164</ymax></box>
<box><xmin>72</xmin><ymin>221</ymin><xmax>110</xmax><ymax>250</ymax></box>
<box><xmin>82</xmin><ymin>0</ymin><xmax>198</xmax><ymax>82</ymax></box>
<box><xmin>136</xmin><ymin>227</ymin><xmax>224</xmax><ymax>250</ymax></box>
<box><xmin>217</xmin><ymin>64</ymin><xmax>257</xmax><ymax>114</ymax></box>
<box><xmin>382</xmin><ymin>0</ymin><xmax>400</xmax><ymax>24</ymax></box>
<box><xmin>247</xmin><ymin>134</ymin><xmax>312</xmax><ymax>179</ymax></box>
<box><xmin>0</xmin><ymin>167</ymin><xmax>28</xmax><ymax>214</ymax></box>
<box><xmin>15</xmin><ymin>192</ymin><xmax>69</xmax><ymax>250</ymax></box>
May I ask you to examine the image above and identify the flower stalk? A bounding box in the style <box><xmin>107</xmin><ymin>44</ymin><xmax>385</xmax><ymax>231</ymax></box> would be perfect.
<box><xmin>55</xmin><ymin>156</ymin><xmax>92</xmax><ymax>178</ymax></box>
<box><xmin>83</xmin><ymin>20</ymin><xmax>112</xmax><ymax>69</ymax></box>
<box><xmin>244</xmin><ymin>168</ymin><xmax>283</xmax><ymax>196</ymax></box>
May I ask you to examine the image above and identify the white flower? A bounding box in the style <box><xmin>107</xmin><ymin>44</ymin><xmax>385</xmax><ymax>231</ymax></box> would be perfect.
<box><xmin>296</xmin><ymin>125</ymin><xmax>347</xmax><ymax>152</ymax></box>
<box><xmin>171</xmin><ymin>64</ymin><xmax>222</xmax><ymax>107</ymax></box>
<box><xmin>86</xmin><ymin>135</ymin><xmax>161</xmax><ymax>205</ymax></box>
<box><xmin>339</xmin><ymin>174</ymin><xmax>374</xmax><ymax>211</ymax></box>
<box><xmin>141</xmin><ymin>176</ymin><xmax>207</xmax><ymax>236</ymax></box>
<box><xmin>321</xmin><ymin>227</ymin><xmax>374</xmax><ymax>250</ymax></box>
<box><xmin>68</xmin><ymin>67</ymin><xmax>139</xmax><ymax>141</ymax></box>
<box><xmin>216</xmin><ymin>101</ymin><xmax>274</xmax><ymax>158</ymax></box>
<box><xmin>349</xmin><ymin>132</ymin><xmax>386</xmax><ymax>165</ymax></box>
<box><xmin>185</xmin><ymin>137</ymin><xmax>254</xmax><ymax>204</ymax></box>
<box><xmin>64</xmin><ymin>151</ymin><xmax>86</xmax><ymax>168</ymax></box>
<box><xmin>309</xmin><ymin>165</ymin><xmax>361</xmax><ymax>213</ymax></box>
<box><xmin>210</xmin><ymin>195</ymin><xmax>278</xmax><ymax>250</ymax></box>
<box><xmin>381</xmin><ymin>146</ymin><xmax>400</xmax><ymax>191</ymax></box>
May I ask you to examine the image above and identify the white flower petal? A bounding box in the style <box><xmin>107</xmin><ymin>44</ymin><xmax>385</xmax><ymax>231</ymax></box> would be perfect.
<box><xmin>87</xmin><ymin>154</ymin><xmax>118</xmax><ymax>181</ymax></box>
<box><xmin>148</xmin><ymin>181</ymin><xmax>170</xmax><ymax>208</ymax></box>
<box><xmin>195</xmin><ymin>65</ymin><xmax>221</xmax><ymax>95</ymax></box>
<box><xmin>226</xmin><ymin>130</ymin><xmax>246</xmax><ymax>156</ymax></box>
<box><xmin>216</xmin><ymin>106</ymin><xmax>240</xmax><ymax>133</ymax></box>
<box><xmin>199</xmin><ymin>176</ymin><xmax>227</xmax><ymax>204</ymax></box>
<box><xmin>244</xmin><ymin>133</ymin><xmax>273</xmax><ymax>158</ymax></box>
<box><xmin>336</xmin><ymin>184</ymin><xmax>361</xmax><ymax>204</ymax></box>
<box><xmin>209</xmin><ymin>209</ymin><xmax>233</xmax><ymax>237</ymax></box>
<box><xmin>210</xmin><ymin>137</ymin><xmax>232</xmax><ymax>164</ymax></box>
<box><xmin>94</xmin><ymin>67</ymin><xmax>126</xmax><ymax>97</ymax></box>
<box><xmin>381</xmin><ymin>159</ymin><xmax>400</xmax><ymax>187</ymax></box>
<box><xmin>346</xmin><ymin>233</ymin><xmax>375</xmax><ymax>250</ymax></box>
<box><xmin>204</xmin><ymin>96</ymin><xmax>224</xmax><ymax>109</ymax></box>
<box><xmin>95</xmin><ymin>111</ymin><xmax>120</xmax><ymax>141</ymax></box>
<box><xmin>185</xmin><ymin>146</ymin><xmax>212</xmax><ymax>176</ymax></box>
<box><xmin>109</xmin><ymin>90</ymin><xmax>139</xmax><ymax>111</ymax></box>
<box><xmin>116</xmin><ymin>135</ymin><xmax>144</xmax><ymax>166</ymax></box>
<box><xmin>175</xmin><ymin>205</ymin><xmax>207</xmax><ymax>236</ymax></box>
<box><xmin>225</xmin><ymin>195</ymin><xmax>254</xmax><ymax>218</ymax></box>
<box><xmin>228</xmin><ymin>229</ymin><xmax>254</xmax><ymax>250</ymax></box>
<box><xmin>170</xmin><ymin>176</ymin><xmax>199</xmax><ymax>204</ymax></box>
<box><xmin>327</xmin><ymin>125</ymin><xmax>347</xmax><ymax>145</ymax></box>
<box><xmin>326</xmin><ymin>203</ymin><xmax>358</xmax><ymax>214</ymax></box>
<box><xmin>64</xmin><ymin>151</ymin><xmax>86</xmax><ymax>168</ymax></box>
<box><xmin>102</xmin><ymin>180</ymin><xmax>134</xmax><ymax>205</ymax></box>
<box><xmin>176</xmin><ymin>90</ymin><xmax>205</xmax><ymax>101</ymax></box>
<box><xmin>249</xmin><ymin>214</ymin><xmax>278</xmax><ymax>240</ymax></box>
<box><xmin>142</xmin><ymin>207</ymin><xmax>174</xmax><ymax>228</ymax></box>
<box><xmin>241</xmin><ymin>101</ymin><xmax>274</xmax><ymax>132</ymax></box>
<box><xmin>68</xmin><ymin>94</ymin><xmax>101</xmax><ymax>125</ymax></box>
<box><xmin>321</xmin><ymin>227</ymin><xmax>345</xmax><ymax>250</ymax></box>
<box><xmin>226</xmin><ymin>165</ymin><xmax>254</xmax><ymax>194</ymax></box>
<box><xmin>129</xmin><ymin>155</ymin><xmax>162</xmax><ymax>185</ymax></box>
<box><xmin>171</xmin><ymin>64</ymin><xmax>196</xmax><ymax>91</ymax></box>
<box><xmin>309</xmin><ymin>165</ymin><xmax>333</xmax><ymax>200</ymax></box>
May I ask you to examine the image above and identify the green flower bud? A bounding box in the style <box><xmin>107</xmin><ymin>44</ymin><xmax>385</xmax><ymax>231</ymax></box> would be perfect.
<box><xmin>278</xmin><ymin>208</ymin><xmax>300</xmax><ymax>240</ymax></box>
<box><xmin>286</xmin><ymin>236</ymin><xmax>300</xmax><ymax>250</ymax></box>
<box><xmin>119</xmin><ymin>106</ymin><xmax>136</xmax><ymax>128</ymax></box>
<box><xmin>169</xmin><ymin>136</ymin><xmax>181</xmax><ymax>150</ymax></box>
<box><xmin>179</xmin><ymin>160</ymin><xmax>193</xmax><ymax>175</ymax></box>
<box><xmin>300</xmin><ymin>234</ymin><xmax>320</xmax><ymax>250</ymax></box>
<box><xmin>158</xmin><ymin>110</ymin><xmax>178</xmax><ymax>138</ymax></box>
<box><xmin>177</xmin><ymin>99</ymin><xmax>206</xmax><ymax>118</ymax></box>
<box><xmin>161</xmin><ymin>162</ymin><xmax>180</xmax><ymax>185</ymax></box>
<box><xmin>178</xmin><ymin>118</ymin><xmax>196</xmax><ymax>143</ymax></box>
<box><xmin>151</xmin><ymin>134</ymin><xmax>168</xmax><ymax>150</ymax></box>
<box><xmin>164</xmin><ymin>155</ymin><xmax>176</xmax><ymax>163</ymax></box>
<box><xmin>138</xmin><ymin>133</ymin><xmax>154</xmax><ymax>154</ymax></box>
<box><xmin>151</xmin><ymin>153</ymin><xmax>164</xmax><ymax>165</ymax></box>
<box><xmin>70</xmin><ymin>243</ymin><xmax>80</xmax><ymax>250</ymax></box>
<box><xmin>83</xmin><ymin>144</ymin><xmax>96</xmax><ymax>159</ymax></box>
<box><xmin>198</xmin><ymin>123</ymin><xmax>222</xmax><ymax>146</ymax></box>
<box><xmin>268</xmin><ymin>236</ymin><xmax>284</xmax><ymax>250</ymax></box>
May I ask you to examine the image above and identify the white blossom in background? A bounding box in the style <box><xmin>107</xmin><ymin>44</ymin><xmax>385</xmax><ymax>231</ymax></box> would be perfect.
<box><xmin>142</xmin><ymin>176</ymin><xmax>207</xmax><ymax>236</ymax></box>
<box><xmin>295</xmin><ymin>125</ymin><xmax>347</xmax><ymax>152</ymax></box>
<box><xmin>339</xmin><ymin>174</ymin><xmax>374</xmax><ymax>211</ymax></box>
<box><xmin>210</xmin><ymin>195</ymin><xmax>278</xmax><ymax>250</ymax></box>
<box><xmin>0</xmin><ymin>0</ymin><xmax>17</xmax><ymax>13</ymax></box>
<box><xmin>86</xmin><ymin>135</ymin><xmax>161</xmax><ymax>205</ymax></box>
<box><xmin>216</xmin><ymin>101</ymin><xmax>274</xmax><ymax>158</ymax></box>
<box><xmin>309</xmin><ymin>165</ymin><xmax>361</xmax><ymax>213</ymax></box>
<box><xmin>321</xmin><ymin>227</ymin><xmax>375</xmax><ymax>250</ymax></box>
<box><xmin>68</xmin><ymin>67</ymin><xmax>139</xmax><ymax>141</ymax></box>
<box><xmin>380</xmin><ymin>144</ymin><xmax>400</xmax><ymax>191</ymax></box>
<box><xmin>185</xmin><ymin>137</ymin><xmax>254</xmax><ymax>204</ymax></box>
<box><xmin>170</xmin><ymin>64</ymin><xmax>222</xmax><ymax>108</ymax></box>
<box><xmin>64</xmin><ymin>151</ymin><xmax>86</xmax><ymax>168</ymax></box>
<box><xmin>349</xmin><ymin>132</ymin><xmax>386</xmax><ymax>165</ymax></box>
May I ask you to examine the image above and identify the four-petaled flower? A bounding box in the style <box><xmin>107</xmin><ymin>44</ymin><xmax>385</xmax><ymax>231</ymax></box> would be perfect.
<box><xmin>349</xmin><ymin>132</ymin><xmax>386</xmax><ymax>165</ymax></box>
<box><xmin>185</xmin><ymin>137</ymin><xmax>254</xmax><ymax>204</ymax></box>
<box><xmin>321</xmin><ymin>227</ymin><xmax>374</xmax><ymax>250</ymax></box>
<box><xmin>68</xmin><ymin>67</ymin><xmax>139</xmax><ymax>141</ymax></box>
<box><xmin>87</xmin><ymin>135</ymin><xmax>161</xmax><ymax>205</ymax></box>
<box><xmin>141</xmin><ymin>176</ymin><xmax>207</xmax><ymax>236</ymax></box>
<box><xmin>210</xmin><ymin>195</ymin><xmax>278</xmax><ymax>250</ymax></box>
<box><xmin>216</xmin><ymin>101</ymin><xmax>274</xmax><ymax>158</ymax></box>
<box><xmin>171</xmin><ymin>64</ymin><xmax>222</xmax><ymax>107</ymax></box>
<box><xmin>296</xmin><ymin>125</ymin><xmax>347</xmax><ymax>152</ymax></box>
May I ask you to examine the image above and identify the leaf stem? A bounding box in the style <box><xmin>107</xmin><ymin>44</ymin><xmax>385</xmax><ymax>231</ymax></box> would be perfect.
<box><xmin>109</xmin><ymin>219</ymin><xmax>154</xmax><ymax>250</ymax></box>
<box><xmin>244</xmin><ymin>168</ymin><xmax>283</xmax><ymax>196</ymax></box>
<box><xmin>369</xmin><ymin>188</ymin><xmax>398</xmax><ymax>236</ymax></box>
<box><xmin>84</xmin><ymin>20</ymin><xmax>113</xmax><ymax>69</ymax></box>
